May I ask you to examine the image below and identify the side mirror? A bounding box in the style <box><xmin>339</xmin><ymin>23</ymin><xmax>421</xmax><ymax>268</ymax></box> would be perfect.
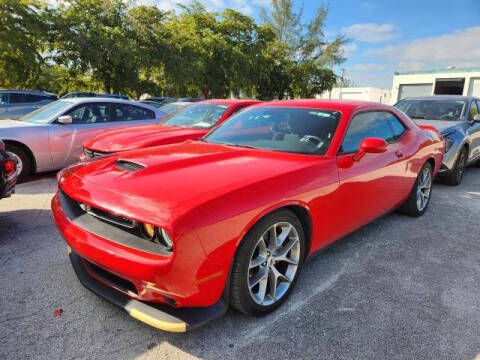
<box><xmin>57</xmin><ymin>115</ymin><xmax>72</xmax><ymax>124</ymax></box>
<box><xmin>473</xmin><ymin>114</ymin><xmax>480</xmax><ymax>123</ymax></box>
<box><xmin>352</xmin><ymin>137</ymin><xmax>388</xmax><ymax>161</ymax></box>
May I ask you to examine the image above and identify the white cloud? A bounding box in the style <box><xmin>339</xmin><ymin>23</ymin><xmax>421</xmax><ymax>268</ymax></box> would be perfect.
<box><xmin>341</xmin><ymin>43</ymin><xmax>357</xmax><ymax>58</ymax></box>
<box><xmin>367</xmin><ymin>26</ymin><xmax>480</xmax><ymax>71</ymax></box>
<box><xmin>341</xmin><ymin>23</ymin><xmax>396</xmax><ymax>43</ymax></box>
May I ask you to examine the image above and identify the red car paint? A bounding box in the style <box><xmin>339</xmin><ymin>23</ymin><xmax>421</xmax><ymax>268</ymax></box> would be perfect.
<box><xmin>52</xmin><ymin>99</ymin><xmax>444</xmax><ymax>309</ymax></box>
<box><xmin>81</xmin><ymin>99</ymin><xmax>261</xmax><ymax>159</ymax></box>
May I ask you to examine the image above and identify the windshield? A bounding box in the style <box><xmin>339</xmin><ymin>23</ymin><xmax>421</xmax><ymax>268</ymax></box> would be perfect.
<box><xmin>159</xmin><ymin>103</ymin><xmax>229</xmax><ymax>128</ymax></box>
<box><xmin>205</xmin><ymin>107</ymin><xmax>341</xmax><ymax>155</ymax></box>
<box><xmin>159</xmin><ymin>103</ymin><xmax>186</xmax><ymax>114</ymax></box>
<box><xmin>395</xmin><ymin>99</ymin><xmax>466</xmax><ymax>121</ymax></box>
<box><xmin>19</xmin><ymin>100</ymin><xmax>73</xmax><ymax>123</ymax></box>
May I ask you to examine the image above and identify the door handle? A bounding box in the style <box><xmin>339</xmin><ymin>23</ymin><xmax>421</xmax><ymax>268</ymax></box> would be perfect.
<box><xmin>395</xmin><ymin>150</ymin><xmax>404</xmax><ymax>158</ymax></box>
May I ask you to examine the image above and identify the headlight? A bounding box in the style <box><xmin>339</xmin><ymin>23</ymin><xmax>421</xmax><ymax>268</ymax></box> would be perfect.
<box><xmin>142</xmin><ymin>223</ymin><xmax>156</xmax><ymax>239</ymax></box>
<box><xmin>140</xmin><ymin>224</ymin><xmax>173</xmax><ymax>252</ymax></box>
<box><xmin>445</xmin><ymin>138</ymin><xmax>455</xmax><ymax>153</ymax></box>
<box><xmin>159</xmin><ymin>228</ymin><xmax>173</xmax><ymax>250</ymax></box>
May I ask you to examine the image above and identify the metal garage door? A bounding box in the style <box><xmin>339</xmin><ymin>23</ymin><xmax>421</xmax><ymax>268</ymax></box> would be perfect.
<box><xmin>398</xmin><ymin>84</ymin><xmax>433</xmax><ymax>101</ymax></box>
<box><xmin>468</xmin><ymin>78</ymin><xmax>480</xmax><ymax>97</ymax></box>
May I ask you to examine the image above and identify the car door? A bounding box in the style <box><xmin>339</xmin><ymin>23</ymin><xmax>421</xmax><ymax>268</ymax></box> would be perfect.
<box><xmin>336</xmin><ymin>110</ymin><xmax>409</xmax><ymax>235</ymax></box>
<box><xmin>49</xmin><ymin>102</ymin><xmax>157</xmax><ymax>167</ymax></box>
<box><xmin>466</xmin><ymin>100</ymin><xmax>480</xmax><ymax>162</ymax></box>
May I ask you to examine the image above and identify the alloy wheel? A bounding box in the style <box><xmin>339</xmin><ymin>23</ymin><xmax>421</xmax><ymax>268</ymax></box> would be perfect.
<box><xmin>248</xmin><ymin>222</ymin><xmax>300</xmax><ymax>306</ymax></box>
<box><xmin>416</xmin><ymin>166</ymin><xmax>432</xmax><ymax>211</ymax></box>
<box><xmin>6</xmin><ymin>151</ymin><xmax>22</xmax><ymax>177</ymax></box>
<box><xmin>456</xmin><ymin>150</ymin><xmax>467</xmax><ymax>183</ymax></box>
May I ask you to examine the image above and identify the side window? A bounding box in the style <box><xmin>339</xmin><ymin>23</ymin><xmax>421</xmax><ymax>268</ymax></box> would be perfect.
<box><xmin>23</xmin><ymin>94</ymin><xmax>42</xmax><ymax>103</ymax></box>
<box><xmin>383</xmin><ymin>112</ymin><xmax>406</xmax><ymax>140</ymax></box>
<box><xmin>0</xmin><ymin>93</ymin><xmax>8</xmax><ymax>104</ymax></box>
<box><xmin>132</xmin><ymin>106</ymin><xmax>155</xmax><ymax>120</ymax></box>
<box><xmin>9</xmin><ymin>93</ymin><xmax>26</xmax><ymax>103</ymax></box>
<box><xmin>468</xmin><ymin>100</ymin><xmax>479</xmax><ymax>121</ymax></box>
<box><xmin>65</xmin><ymin>104</ymin><xmax>110</xmax><ymax>124</ymax></box>
<box><xmin>341</xmin><ymin>111</ymin><xmax>394</xmax><ymax>153</ymax></box>
<box><xmin>230</xmin><ymin>104</ymin><xmax>248</xmax><ymax>116</ymax></box>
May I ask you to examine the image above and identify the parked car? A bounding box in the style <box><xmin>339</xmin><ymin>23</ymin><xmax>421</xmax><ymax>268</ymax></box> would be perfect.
<box><xmin>82</xmin><ymin>99</ymin><xmax>260</xmax><ymax>161</ymax></box>
<box><xmin>143</xmin><ymin>97</ymin><xmax>176</xmax><ymax>106</ymax></box>
<box><xmin>395</xmin><ymin>95</ymin><xmax>480</xmax><ymax>185</ymax></box>
<box><xmin>139</xmin><ymin>101</ymin><xmax>189</xmax><ymax>112</ymax></box>
<box><xmin>61</xmin><ymin>92</ymin><xmax>129</xmax><ymax>100</ymax></box>
<box><xmin>0</xmin><ymin>98</ymin><xmax>166</xmax><ymax>181</ymax></box>
<box><xmin>0</xmin><ymin>140</ymin><xmax>17</xmax><ymax>199</ymax></box>
<box><xmin>52</xmin><ymin>100</ymin><xmax>444</xmax><ymax>332</ymax></box>
<box><xmin>0</xmin><ymin>90</ymin><xmax>58</xmax><ymax>120</ymax></box>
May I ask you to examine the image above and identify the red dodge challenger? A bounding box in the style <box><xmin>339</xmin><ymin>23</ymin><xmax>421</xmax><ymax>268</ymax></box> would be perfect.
<box><xmin>81</xmin><ymin>99</ymin><xmax>261</xmax><ymax>160</ymax></box>
<box><xmin>52</xmin><ymin>100</ymin><xmax>444</xmax><ymax>332</ymax></box>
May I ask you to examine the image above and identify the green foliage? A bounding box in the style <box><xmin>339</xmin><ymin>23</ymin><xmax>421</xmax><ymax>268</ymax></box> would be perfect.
<box><xmin>0</xmin><ymin>0</ymin><xmax>48</xmax><ymax>88</ymax></box>
<box><xmin>0</xmin><ymin>0</ymin><xmax>347</xmax><ymax>99</ymax></box>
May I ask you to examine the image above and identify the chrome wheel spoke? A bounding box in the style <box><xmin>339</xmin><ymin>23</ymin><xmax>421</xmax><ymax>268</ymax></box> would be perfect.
<box><xmin>249</xmin><ymin>267</ymin><xmax>267</xmax><ymax>288</ymax></box>
<box><xmin>248</xmin><ymin>221</ymin><xmax>301</xmax><ymax>306</ymax></box>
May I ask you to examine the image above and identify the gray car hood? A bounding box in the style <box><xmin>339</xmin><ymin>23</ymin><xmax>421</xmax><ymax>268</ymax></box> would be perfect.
<box><xmin>0</xmin><ymin>120</ymin><xmax>38</xmax><ymax>129</ymax></box>
<box><xmin>413</xmin><ymin>119</ymin><xmax>462</xmax><ymax>132</ymax></box>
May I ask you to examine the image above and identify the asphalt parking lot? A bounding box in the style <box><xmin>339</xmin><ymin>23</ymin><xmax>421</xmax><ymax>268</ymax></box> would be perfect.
<box><xmin>1</xmin><ymin>168</ymin><xmax>480</xmax><ymax>360</ymax></box>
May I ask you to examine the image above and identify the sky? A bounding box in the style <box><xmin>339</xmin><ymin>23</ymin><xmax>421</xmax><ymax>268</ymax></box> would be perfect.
<box><xmin>142</xmin><ymin>0</ymin><xmax>480</xmax><ymax>89</ymax></box>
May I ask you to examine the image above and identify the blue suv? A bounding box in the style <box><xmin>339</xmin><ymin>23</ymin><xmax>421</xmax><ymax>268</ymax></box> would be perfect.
<box><xmin>0</xmin><ymin>90</ymin><xmax>58</xmax><ymax>120</ymax></box>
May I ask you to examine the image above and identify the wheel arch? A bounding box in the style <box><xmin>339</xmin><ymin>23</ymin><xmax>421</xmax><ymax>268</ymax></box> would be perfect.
<box><xmin>235</xmin><ymin>202</ymin><xmax>313</xmax><ymax>259</ymax></box>
<box><xmin>3</xmin><ymin>139</ymin><xmax>37</xmax><ymax>172</ymax></box>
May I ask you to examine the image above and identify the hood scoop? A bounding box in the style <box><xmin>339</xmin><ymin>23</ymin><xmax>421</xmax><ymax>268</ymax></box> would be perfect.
<box><xmin>115</xmin><ymin>159</ymin><xmax>146</xmax><ymax>172</ymax></box>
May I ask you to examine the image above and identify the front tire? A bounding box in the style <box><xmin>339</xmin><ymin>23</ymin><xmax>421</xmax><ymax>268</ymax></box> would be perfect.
<box><xmin>230</xmin><ymin>209</ymin><xmax>306</xmax><ymax>316</ymax></box>
<box><xmin>398</xmin><ymin>162</ymin><xmax>433</xmax><ymax>217</ymax></box>
<box><xmin>443</xmin><ymin>147</ymin><xmax>467</xmax><ymax>186</ymax></box>
<box><xmin>5</xmin><ymin>144</ymin><xmax>32</xmax><ymax>182</ymax></box>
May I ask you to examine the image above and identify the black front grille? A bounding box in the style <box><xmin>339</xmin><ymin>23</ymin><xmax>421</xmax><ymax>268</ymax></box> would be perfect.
<box><xmin>59</xmin><ymin>189</ymin><xmax>171</xmax><ymax>255</ymax></box>
<box><xmin>83</xmin><ymin>259</ymin><xmax>138</xmax><ymax>295</ymax></box>
<box><xmin>84</xmin><ymin>148</ymin><xmax>108</xmax><ymax>160</ymax></box>
<box><xmin>81</xmin><ymin>203</ymin><xmax>136</xmax><ymax>229</ymax></box>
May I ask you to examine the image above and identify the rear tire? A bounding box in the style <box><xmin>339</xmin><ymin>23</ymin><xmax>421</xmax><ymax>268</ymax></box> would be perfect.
<box><xmin>230</xmin><ymin>209</ymin><xmax>305</xmax><ymax>316</ymax></box>
<box><xmin>443</xmin><ymin>147</ymin><xmax>467</xmax><ymax>186</ymax></box>
<box><xmin>5</xmin><ymin>144</ymin><xmax>32</xmax><ymax>182</ymax></box>
<box><xmin>398</xmin><ymin>162</ymin><xmax>433</xmax><ymax>217</ymax></box>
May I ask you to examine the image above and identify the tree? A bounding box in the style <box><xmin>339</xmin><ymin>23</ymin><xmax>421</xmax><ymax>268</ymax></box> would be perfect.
<box><xmin>51</xmin><ymin>0</ymin><xmax>139</xmax><ymax>94</ymax></box>
<box><xmin>261</xmin><ymin>0</ymin><xmax>347</xmax><ymax>98</ymax></box>
<box><xmin>0</xmin><ymin>0</ymin><xmax>48</xmax><ymax>88</ymax></box>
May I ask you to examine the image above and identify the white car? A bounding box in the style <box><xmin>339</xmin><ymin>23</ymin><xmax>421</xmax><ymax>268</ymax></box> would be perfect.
<box><xmin>0</xmin><ymin>98</ymin><xmax>166</xmax><ymax>180</ymax></box>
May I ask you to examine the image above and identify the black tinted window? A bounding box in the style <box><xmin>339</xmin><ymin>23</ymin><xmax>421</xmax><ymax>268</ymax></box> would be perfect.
<box><xmin>24</xmin><ymin>94</ymin><xmax>45</xmax><ymax>103</ymax></box>
<box><xmin>9</xmin><ymin>93</ymin><xmax>26</xmax><ymax>103</ymax></box>
<box><xmin>112</xmin><ymin>104</ymin><xmax>155</xmax><ymax>121</ymax></box>
<box><xmin>0</xmin><ymin>93</ymin><xmax>8</xmax><ymax>104</ymax></box>
<box><xmin>66</xmin><ymin>104</ymin><xmax>110</xmax><ymax>124</ymax></box>
<box><xmin>342</xmin><ymin>111</ymin><xmax>394</xmax><ymax>153</ymax></box>
<box><xmin>384</xmin><ymin>112</ymin><xmax>406</xmax><ymax>139</ymax></box>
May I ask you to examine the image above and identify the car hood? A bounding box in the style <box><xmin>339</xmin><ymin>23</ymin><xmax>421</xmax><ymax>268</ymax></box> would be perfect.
<box><xmin>60</xmin><ymin>141</ymin><xmax>320</xmax><ymax>224</ymax></box>
<box><xmin>84</xmin><ymin>124</ymin><xmax>208</xmax><ymax>152</ymax></box>
<box><xmin>413</xmin><ymin>119</ymin><xmax>463</xmax><ymax>133</ymax></box>
<box><xmin>0</xmin><ymin>120</ymin><xmax>37</xmax><ymax>129</ymax></box>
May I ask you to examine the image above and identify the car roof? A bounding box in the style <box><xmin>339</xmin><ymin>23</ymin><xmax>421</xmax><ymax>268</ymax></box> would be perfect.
<box><xmin>0</xmin><ymin>89</ymin><xmax>57</xmax><ymax>96</ymax></box>
<box><xmin>401</xmin><ymin>95</ymin><xmax>471</xmax><ymax>101</ymax></box>
<box><xmin>197</xmin><ymin>99</ymin><xmax>262</xmax><ymax>106</ymax></box>
<box><xmin>60</xmin><ymin>97</ymin><xmax>138</xmax><ymax>104</ymax></box>
<box><xmin>254</xmin><ymin>99</ymin><xmax>387</xmax><ymax>111</ymax></box>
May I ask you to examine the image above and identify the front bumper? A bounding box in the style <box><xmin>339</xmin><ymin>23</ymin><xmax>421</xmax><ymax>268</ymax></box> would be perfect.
<box><xmin>68</xmin><ymin>249</ymin><xmax>227</xmax><ymax>332</ymax></box>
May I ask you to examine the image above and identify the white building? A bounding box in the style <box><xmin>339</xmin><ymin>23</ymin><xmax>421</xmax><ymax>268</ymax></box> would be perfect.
<box><xmin>391</xmin><ymin>67</ymin><xmax>480</xmax><ymax>104</ymax></box>
<box><xmin>317</xmin><ymin>87</ymin><xmax>391</xmax><ymax>104</ymax></box>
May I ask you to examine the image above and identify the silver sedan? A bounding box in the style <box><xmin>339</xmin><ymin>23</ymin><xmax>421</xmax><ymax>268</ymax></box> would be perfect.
<box><xmin>0</xmin><ymin>98</ymin><xmax>166</xmax><ymax>180</ymax></box>
<box><xmin>395</xmin><ymin>95</ymin><xmax>480</xmax><ymax>185</ymax></box>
